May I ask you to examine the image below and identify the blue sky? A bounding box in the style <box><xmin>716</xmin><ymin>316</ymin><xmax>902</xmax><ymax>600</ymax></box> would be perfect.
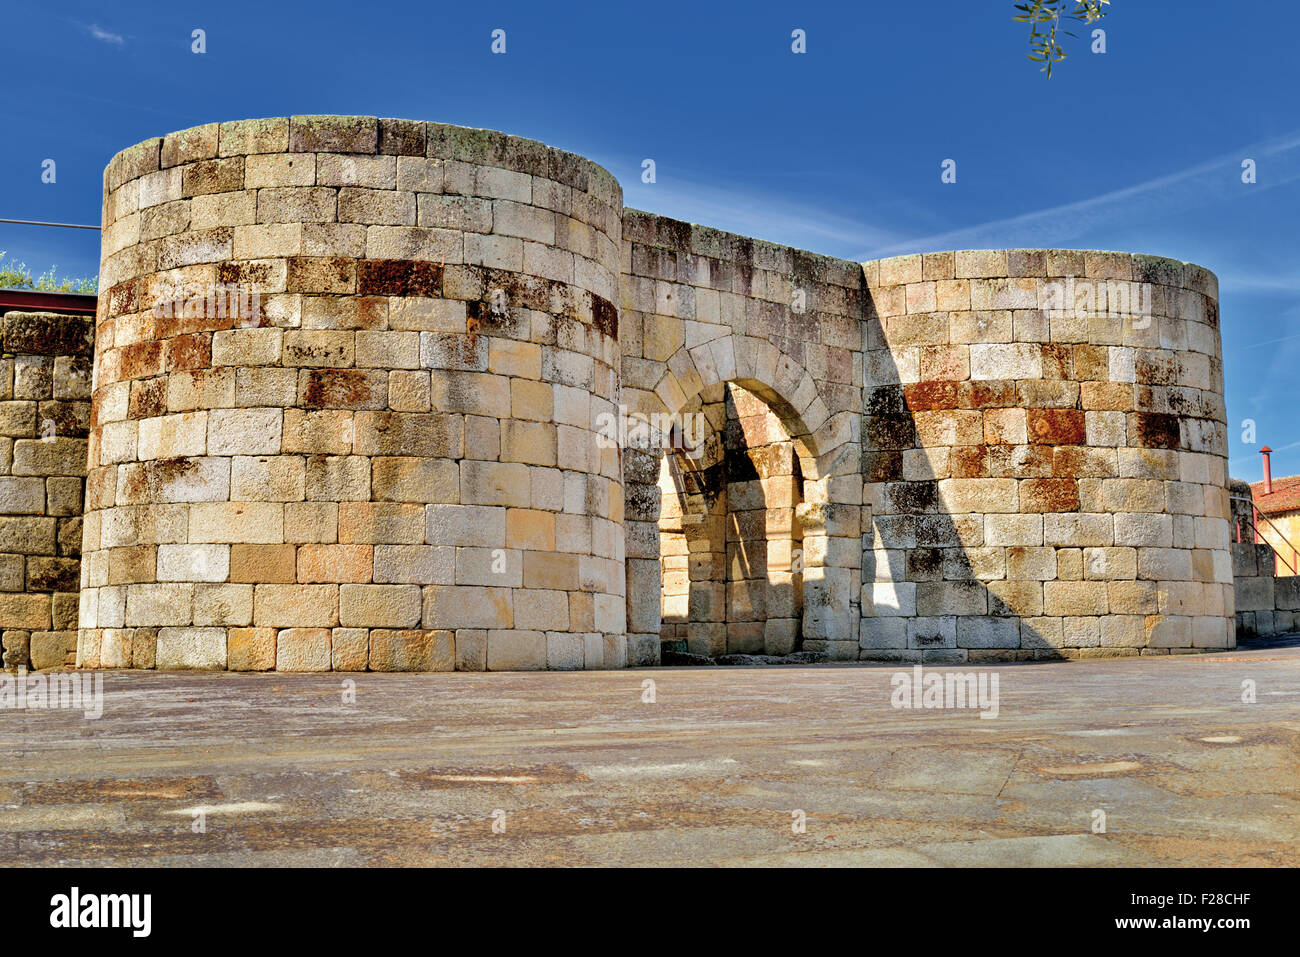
<box><xmin>1</xmin><ymin>0</ymin><xmax>1294</xmax><ymax>482</ymax></box>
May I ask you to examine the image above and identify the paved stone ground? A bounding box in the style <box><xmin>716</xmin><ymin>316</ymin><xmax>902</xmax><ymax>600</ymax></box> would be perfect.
<box><xmin>1</xmin><ymin>640</ymin><xmax>1297</xmax><ymax>866</ymax></box>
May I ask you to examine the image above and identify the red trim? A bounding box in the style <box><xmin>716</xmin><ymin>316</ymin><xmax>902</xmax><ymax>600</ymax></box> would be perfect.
<box><xmin>0</xmin><ymin>289</ymin><xmax>97</xmax><ymax>316</ymax></box>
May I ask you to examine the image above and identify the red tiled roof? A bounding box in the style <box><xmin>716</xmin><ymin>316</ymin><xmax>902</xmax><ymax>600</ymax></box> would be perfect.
<box><xmin>1250</xmin><ymin>475</ymin><xmax>1300</xmax><ymax>515</ymax></box>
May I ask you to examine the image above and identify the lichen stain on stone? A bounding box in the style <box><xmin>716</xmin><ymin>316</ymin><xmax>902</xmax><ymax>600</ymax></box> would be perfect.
<box><xmin>1132</xmin><ymin>412</ymin><xmax>1181</xmax><ymax>450</ymax></box>
<box><xmin>591</xmin><ymin>295</ymin><xmax>618</xmax><ymax>339</ymax></box>
<box><xmin>302</xmin><ymin>370</ymin><xmax>375</xmax><ymax>409</ymax></box>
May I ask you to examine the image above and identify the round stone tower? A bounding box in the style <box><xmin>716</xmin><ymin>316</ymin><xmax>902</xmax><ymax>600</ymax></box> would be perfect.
<box><xmin>79</xmin><ymin>116</ymin><xmax>625</xmax><ymax>671</ymax></box>
<box><xmin>860</xmin><ymin>249</ymin><xmax>1233</xmax><ymax>658</ymax></box>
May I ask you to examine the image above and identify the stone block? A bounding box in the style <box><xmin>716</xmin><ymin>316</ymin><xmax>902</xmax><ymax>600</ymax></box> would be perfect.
<box><xmin>339</xmin><ymin>583</ymin><xmax>422</xmax><ymax>628</ymax></box>
<box><xmin>229</xmin><ymin>544</ymin><xmax>297</xmax><ymax>582</ymax></box>
<box><xmin>454</xmin><ymin>629</ymin><xmax>488</xmax><ymax>671</ymax></box>
<box><xmin>487</xmin><ymin>629</ymin><xmax>546</xmax><ymax>670</ymax></box>
<box><xmin>369</xmin><ymin>628</ymin><xmax>452</xmax><ymax>671</ymax></box>
<box><xmin>156</xmin><ymin>627</ymin><xmax>227</xmax><ymax>669</ymax></box>
<box><xmin>332</xmin><ymin>627</ymin><xmax>369</xmax><ymax>670</ymax></box>
<box><xmin>29</xmin><ymin>630</ymin><xmax>76</xmax><ymax>669</ymax></box>
<box><xmin>193</xmin><ymin>583</ymin><xmax>254</xmax><ymax>626</ymax></box>
<box><xmin>228</xmin><ymin>627</ymin><xmax>276</xmax><ymax>670</ymax></box>
<box><xmin>156</xmin><ymin>543</ymin><xmax>230</xmax><ymax>582</ymax></box>
<box><xmin>253</xmin><ymin>584</ymin><xmax>339</xmax><ymax>628</ymax></box>
<box><xmin>297</xmin><ymin>544</ymin><xmax>373</xmax><ymax>583</ymax></box>
<box><xmin>545</xmin><ymin>632</ymin><xmax>584</xmax><ymax>670</ymax></box>
<box><xmin>276</xmin><ymin>628</ymin><xmax>331</xmax><ymax>671</ymax></box>
<box><xmin>422</xmin><ymin>585</ymin><xmax>513</xmax><ymax>630</ymax></box>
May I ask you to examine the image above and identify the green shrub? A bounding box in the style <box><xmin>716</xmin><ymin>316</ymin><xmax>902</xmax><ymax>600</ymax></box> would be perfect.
<box><xmin>0</xmin><ymin>251</ymin><xmax>98</xmax><ymax>294</ymax></box>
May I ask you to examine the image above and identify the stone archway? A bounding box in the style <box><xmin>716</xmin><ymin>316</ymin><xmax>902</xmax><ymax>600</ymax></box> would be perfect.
<box><xmin>655</xmin><ymin>382</ymin><xmax>806</xmax><ymax>657</ymax></box>
<box><xmin>623</xmin><ymin>333</ymin><xmax>862</xmax><ymax>663</ymax></box>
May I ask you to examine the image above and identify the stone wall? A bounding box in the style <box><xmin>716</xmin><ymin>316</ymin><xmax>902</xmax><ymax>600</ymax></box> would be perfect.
<box><xmin>860</xmin><ymin>250</ymin><xmax>1232</xmax><ymax>659</ymax></box>
<box><xmin>655</xmin><ymin>384</ymin><xmax>726</xmax><ymax>650</ymax></box>
<box><xmin>68</xmin><ymin>116</ymin><xmax>1236</xmax><ymax>670</ymax></box>
<box><xmin>0</xmin><ymin>309</ymin><xmax>92</xmax><ymax>670</ymax></box>
<box><xmin>618</xmin><ymin>209</ymin><xmax>865</xmax><ymax>662</ymax></box>
<box><xmin>1232</xmin><ymin>539</ymin><xmax>1300</xmax><ymax>636</ymax></box>
<box><xmin>78</xmin><ymin>116</ymin><xmax>625</xmax><ymax>671</ymax></box>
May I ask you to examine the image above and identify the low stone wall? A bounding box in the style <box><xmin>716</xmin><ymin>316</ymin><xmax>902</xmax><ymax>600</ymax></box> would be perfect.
<box><xmin>0</xmin><ymin>310</ymin><xmax>93</xmax><ymax>670</ymax></box>
<box><xmin>1232</xmin><ymin>540</ymin><xmax>1300</xmax><ymax>636</ymax></box>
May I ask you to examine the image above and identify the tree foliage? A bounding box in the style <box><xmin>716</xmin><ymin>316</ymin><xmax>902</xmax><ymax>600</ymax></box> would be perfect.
<box><xmin>1014</xmin><ymin>1</ymin><xmax>1110</xmax><ymax>77</ymax></box>
<box><xmin>0</xmin><ymin>251</ymin><xmax>98</xmax><ymax>294</ymax></box>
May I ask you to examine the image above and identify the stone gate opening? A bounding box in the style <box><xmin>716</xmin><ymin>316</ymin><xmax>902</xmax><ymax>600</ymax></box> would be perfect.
<box><xmin>657</xmin><ymin>382</ymin><xmax>806</xmax><ymax>659</ymax></box>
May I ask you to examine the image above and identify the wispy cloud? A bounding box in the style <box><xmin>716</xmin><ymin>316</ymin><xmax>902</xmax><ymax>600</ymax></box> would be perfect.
<box><xmin>1230</xmin><ymin>439</ymin><xmax>1300</xmax><ymax>467</ymax></box>
<box><xmin>619</xmin><ymin>172</ymin><xmax>902</xmax><ymax>258</ymax></box>
<box><xmin>1219</xmin><ymin>272</ymin><xmax>1300</xmax><ymax>295</ymax></box>
<box><xmin>86</xmin><ymin>24</ymin><xmax>125</xmax><ymax>46</ymax></box>
<box><xmin>858</xmin><ymin>130</ymin><xmax>1300</xmax><ymax>261</ymax></box>
<box><xmin>603</xmin><ymin>129</ymin><xmax>1300</xmax><ymax>269</ymax></box>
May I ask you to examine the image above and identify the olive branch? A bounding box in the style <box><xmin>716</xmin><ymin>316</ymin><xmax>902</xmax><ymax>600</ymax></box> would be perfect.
<box><xmin>1014</xmin><ymin>1</ymin><xmax>1110</xmax><ymax>77</ymax></box>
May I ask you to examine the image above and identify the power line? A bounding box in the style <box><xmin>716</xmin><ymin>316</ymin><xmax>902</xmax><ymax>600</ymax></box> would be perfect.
<box><xmin>0</xmin><ymin>217</ymin><xmax>101</xmax><ymax>231</ymax></box>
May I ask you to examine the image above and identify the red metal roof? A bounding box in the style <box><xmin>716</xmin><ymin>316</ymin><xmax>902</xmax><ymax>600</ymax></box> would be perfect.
<box><xmin>1250</xmin><ymin>474</ymin><xmax>1300</xmax><ymax>515</ymax></box>
<box><xmin>0</xmin><ymin>289</ymin><xmax>97</xmax><ymax>315</ymax></box>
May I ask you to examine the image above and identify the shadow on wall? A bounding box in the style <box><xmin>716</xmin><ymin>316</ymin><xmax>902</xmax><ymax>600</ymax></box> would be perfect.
<box><xmin>859</xmin><ymin>249</ymin><xmax>1234</xmax><ymax>662</ymax></box>
<box><xmin>861</xmin><ymin>283</ymin><xmax>1028</xmax><ymax>663</ymax></box>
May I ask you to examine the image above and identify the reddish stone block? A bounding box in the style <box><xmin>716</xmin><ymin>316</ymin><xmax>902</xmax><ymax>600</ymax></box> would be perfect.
<box><xmin>948</xmin><ymin>446</ymin><xmax>989</xmax><ymax>479</ymax></box>
<box><xmin>165</xmin><ymin>333</ymin><xmax>212</xmax><ymax>372</ymax></box>
<box><xmin>958</xmin><ymin>380</ymin><xmax>1016</xmax><ymax>409</ymax></box>
<box><xmin>119</xmin><ymin>340</ymin><xmax>166</xmax><ymax>381</ymax></box>
<box><xmin>230</xmin><ymin>545</ymin><xmax>297</xmax><ymax>583</ymax></box>
<box><xmin>1020</xmin><ymin>478</ymin><xmax>1080</xmax><ymax>512</ymax></box>
<box><xmin>1027</xmin><ymin>409</ymin><xmax>1086</xmax><ymax>445</ymax></box>
<box><xmin>1081</xmin><ymin>381</ymin><xmax>1134</xmax><ymax>411</ymax></box>
<box><xmin>154</xmin><ymin>312</ymin><xmax>235</xmax><ymax>339</ymax></box>
<box><xmin>1040</xmin><ymin>343</ymin><xmax>1071</xmax><ymax>379</ymax></box>
<box><xmin>1052</xmin><ymin>446</ymin><xmax>1117</xmax><ymax>478</ymax></box>
<box><xmin>357</xmin><ymin>259</ymin><xmax>443</xmax><ymax>297</ymax></box>
<box><xmin>286</xmin><ymin>256</ymin><xmax>357</xmax><ymax>294</ymax></box>
<box><xmin>902</xmin><ymin>381</ymin><xmax>958</xmax><ymax>412</ymax></box>
<box><xmin>128</xmin><ymin>377</ymin><xmax>168</xmax><ymax>419</ymax></box>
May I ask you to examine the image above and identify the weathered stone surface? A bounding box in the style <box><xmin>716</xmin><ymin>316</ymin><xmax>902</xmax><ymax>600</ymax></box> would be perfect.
<box><xmin>156</xmin><ymin>627</ymin><xmax>227</xmax><ymax>669</ymax></box>
<box><xmin>369</xmin><ymin>628</ymin><xmax>453</xmax><ymax>671</ymax></box>
<box><xmin>228</xmin><ymin>627</ymin><xmax>275</xmax><ymax>671</ymax></box>
<box><xmin>276</xmin><ymin>628</ymin><xmax>331</xmax><ymax>671</ymax></box>
<box><xmin>29</xmin><ymin>630</ymin><xmax>75</xmax><ymax>669</ymax></box>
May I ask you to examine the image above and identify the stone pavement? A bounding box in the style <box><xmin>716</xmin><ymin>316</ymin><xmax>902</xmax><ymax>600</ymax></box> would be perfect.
<box><xmin>1</xmin><ymin>641</ymin><xmax>1297</xmax><ymax>866</ymax></box>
